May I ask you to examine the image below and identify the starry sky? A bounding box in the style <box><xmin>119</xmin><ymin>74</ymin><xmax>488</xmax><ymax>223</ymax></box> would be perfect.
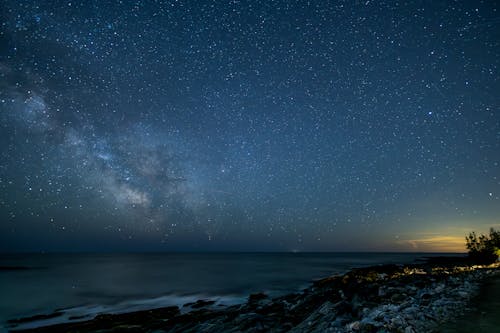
<box><xmin>0</xmin><ymin>0</ymin><xmax>499</xmax><ymax>252</ymax></box>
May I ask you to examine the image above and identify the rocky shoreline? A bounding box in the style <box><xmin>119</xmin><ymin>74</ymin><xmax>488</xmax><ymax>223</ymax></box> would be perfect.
<box><xmin>8</xmin><ymin>260</ymin><xmax>500</xmax><ymax>333</ymax></box>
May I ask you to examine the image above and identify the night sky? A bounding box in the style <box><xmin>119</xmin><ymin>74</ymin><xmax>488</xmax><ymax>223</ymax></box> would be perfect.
<box><xmin>1</xmin><ymin>1</ymin><xmax>499</xmax><ymax>252</ymax></box>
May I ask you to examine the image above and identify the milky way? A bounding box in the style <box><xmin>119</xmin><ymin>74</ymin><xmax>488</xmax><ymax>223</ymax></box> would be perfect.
<box><xmin>0</xmin><ymin>1</ymin><xmax>499</xmax><ymax>252</ymax></box>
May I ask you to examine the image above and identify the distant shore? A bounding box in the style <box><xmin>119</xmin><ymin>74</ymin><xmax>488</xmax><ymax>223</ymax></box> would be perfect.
<box><xmin>7</xmin><ymin>257</ymin><xmax>500</xmax><ymax>333</ymax></box>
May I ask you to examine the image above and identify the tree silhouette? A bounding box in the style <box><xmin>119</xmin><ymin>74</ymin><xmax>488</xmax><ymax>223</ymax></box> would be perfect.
<box><xmin>465</xmin><ymin>228</ymin><xmax>500</xmax><ymax>264</ymax></box>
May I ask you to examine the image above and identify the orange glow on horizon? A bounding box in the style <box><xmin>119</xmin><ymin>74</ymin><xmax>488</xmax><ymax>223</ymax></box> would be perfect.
<box><xmin>397</xmin><ymin>235</ymin><xmax>466</xmax><ymax>253</ymax></box>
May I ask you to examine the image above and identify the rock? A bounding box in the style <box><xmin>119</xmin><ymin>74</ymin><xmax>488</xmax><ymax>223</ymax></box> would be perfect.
<box><xmin>333</xmin><ymin>300</ymin><xmax>353</xmax><ymax>316</ymax></box>
<box><xmin>390</xmin><ymin>293</ymin><xmax>406</xmax><ymax>303</ymax></box>
<box><xmin>358</xmin><ymin>322</ymin><xmax>378</xmax><ymax>333</ymax></box>
<box><xmin>347</xmin><ymin>320</ymin><xmax>360</xmax><ymax>331</ymax></box>
<box><xmin>317</xmin><ymin>301</ymin><xmax>335</xmax><ymax>315</ymax></box>
<box><xmin>390</xmin><ymin>315</ymin><xmax>405</xmax><ymax>327</ymax></box>
<box><xmin>234</xmin><ymin>312</ymin><xmax>272</xmax><ymax>331</ymax></box>
<box><xmin>248</xmin><ymin>292</ymin><xmax>268</xmax><ymax>303</ymax></box>
<box><xmin>288</xmin><ymin>301</ymin><xmax>337</xmax><ymax>333</ymax></box>
<box><xmin>281</xmin><ymin>322</ymin><xmax>294</xmax><ymax>330</ymax></box>
<box><xmin>360</xmin><ymin>317</ymin><xmax>382</xmax><ymax>329</ymax></box>
<box><xmin>351</xmin><ymin>294</ymin><xmax>365</xmax><ymax>314</ymax></box>
<box><xmin>405</xmin><ymin>326</ymin><xmax>416</xmax><ymax>333</ymax></box>
<box><xmin>402</xmin><ymin>305</ymin><xmax>419</xmax><ymax>316</ymax></box>
<box><xmin>434</xmin><ymin>284</ymin><xmax>445</xmax><ymax>293</ymax></box>
<box><xmin>190</xmin><ymin>299</ymin><xmax>216</xmax><ymax>309</ymax></box>
<box><xmin>367</xmin><ymin>308</ymin><xmax>384</xmax><ymax>320</ymax></box>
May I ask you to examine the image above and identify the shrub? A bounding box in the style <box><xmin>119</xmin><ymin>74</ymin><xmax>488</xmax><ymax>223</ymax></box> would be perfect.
<box><xmin>465</xmin><ymin>228</ymin><xmax>500</xmax><ymax>264</ymax></box>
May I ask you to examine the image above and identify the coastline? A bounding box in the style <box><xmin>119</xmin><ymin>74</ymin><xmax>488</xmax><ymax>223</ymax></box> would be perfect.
<box><xmin>7</xmin><ymin>259</ymin><xmax>500</xmax><ymax>333</ymax></box>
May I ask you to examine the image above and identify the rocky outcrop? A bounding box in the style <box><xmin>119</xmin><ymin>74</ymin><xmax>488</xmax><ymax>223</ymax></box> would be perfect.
<box><xmin>11</xmin><ymin>262</ymin><xmax>500</xmax><ymax>333</ymax></box>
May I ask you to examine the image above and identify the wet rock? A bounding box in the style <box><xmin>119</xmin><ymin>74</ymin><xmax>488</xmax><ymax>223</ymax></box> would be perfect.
<box><xmin>248</xmin><ymin>292</ymin><xmax>268</xmax><ymax>303</ymax></box>
<box><xmin>189</xmin><ymin>299</ymin><xmax>216</xmax><ymax>309</ymax></box>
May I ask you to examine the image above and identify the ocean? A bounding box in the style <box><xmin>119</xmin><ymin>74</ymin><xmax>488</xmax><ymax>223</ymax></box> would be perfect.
<box><xmin>0</xmin><ymin>252</ymin><xmax>457</xmax><ymax>330</ymax></box>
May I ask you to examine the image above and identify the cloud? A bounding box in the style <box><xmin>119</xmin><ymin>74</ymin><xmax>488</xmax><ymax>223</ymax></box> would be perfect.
<box><xmin>397</xmin><ymin>235</ymin><xmax>466</xmax><ymax>252</ymax></box>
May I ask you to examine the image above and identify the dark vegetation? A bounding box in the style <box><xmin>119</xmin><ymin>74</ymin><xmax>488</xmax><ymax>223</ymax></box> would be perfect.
<box><xmin>466</xmin><ymin>228</ymin><xmax>500</xmax><ymax>264</ymax></box>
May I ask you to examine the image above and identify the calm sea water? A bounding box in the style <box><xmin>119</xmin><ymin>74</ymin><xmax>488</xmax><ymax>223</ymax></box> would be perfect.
<box><xmin>0</xmin><ymin>252</ymin><xmax>456</xmax><ymax>329</ymax></box>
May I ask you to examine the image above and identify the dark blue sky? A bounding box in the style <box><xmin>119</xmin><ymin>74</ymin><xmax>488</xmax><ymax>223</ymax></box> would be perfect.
<box><xmin>1</xmin><ymin>0</ymin><xmax>499</xmax><ymax>252</ymax></box>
